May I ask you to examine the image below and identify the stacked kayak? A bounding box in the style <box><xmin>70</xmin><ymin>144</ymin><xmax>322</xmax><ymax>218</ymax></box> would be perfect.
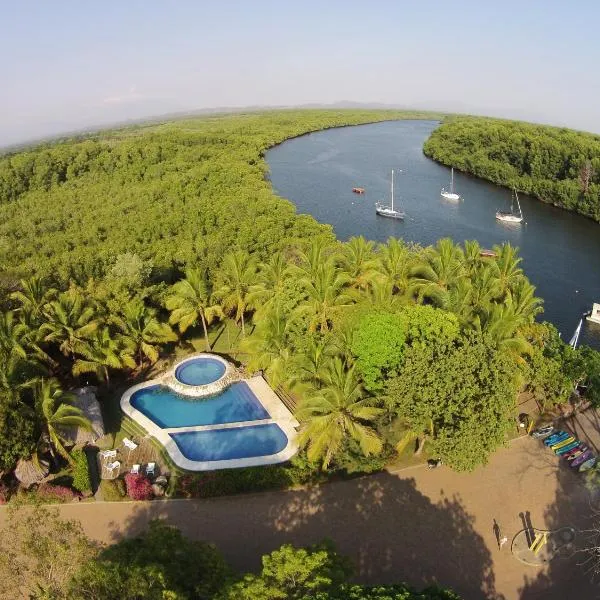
<box><xmin>533</xmin><ymin>426</ymin><xmax>597</xmax><ymax>473</ymax></box>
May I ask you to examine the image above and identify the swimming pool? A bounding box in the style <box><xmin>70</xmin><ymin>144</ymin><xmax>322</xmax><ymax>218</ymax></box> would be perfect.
<box><xmin>171</xmin><ymin>424</ymin><xmax>288</xmax><ymax>461</ymax></box>
<box><xmin>130</xmin><ymin>382</ymin><xmax>269</xmax><ymax>428</ymax></box>
<box><xmin>175</xmin><ymin>356</ymin><xmax>226</xmax><ymax>385</ymax></box>
<box><xmin>120</xmin><ymin>353</ymin><xmax>299</xmax><ymax>471</ymax></box>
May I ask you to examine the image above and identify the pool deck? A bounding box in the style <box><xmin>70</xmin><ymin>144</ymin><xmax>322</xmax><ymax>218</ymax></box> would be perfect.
<box><xmin>120</xmin><ymin>367</ymin><xmax>299</xmax><ymax>471</ymax></box>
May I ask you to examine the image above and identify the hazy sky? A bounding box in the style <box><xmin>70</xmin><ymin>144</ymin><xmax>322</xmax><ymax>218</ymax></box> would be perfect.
<box><xmin>2</xmin><ymin>0</ymin><xmax>599</xmax><ymax>145</ymax></box>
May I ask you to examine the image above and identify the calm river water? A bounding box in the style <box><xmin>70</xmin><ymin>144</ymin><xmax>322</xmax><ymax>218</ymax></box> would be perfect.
<box><xmin>267</xmin><ymin>120</ymin><xmax>600</xmax><ymax>347</ymax></box>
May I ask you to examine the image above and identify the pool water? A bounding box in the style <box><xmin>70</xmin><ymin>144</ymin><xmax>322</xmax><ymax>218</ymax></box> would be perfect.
<box><xmin>130</xmin><ymin>382</ymin><xmax>270</xmax><ymax>428</ymax></box>
<box><xmin>170</xmin><ymin>424</ymin><xmax>288</xmax><ymax>461</ymax></box>
<box><xmin>175</xmin><ymin>357</ymin><xmax>226</xmax><ymax>385</ymax></box>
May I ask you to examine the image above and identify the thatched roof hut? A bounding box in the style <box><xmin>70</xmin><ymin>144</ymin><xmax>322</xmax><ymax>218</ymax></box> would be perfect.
<box><xmin>15</xmin><ymin>458</ymin><xmax>49</xmax><ymax>488</ymax></box>
<box><xmin>61</xmin><ymin>386</ymin><xmax>105</xmax><ymax>446</ymax></box>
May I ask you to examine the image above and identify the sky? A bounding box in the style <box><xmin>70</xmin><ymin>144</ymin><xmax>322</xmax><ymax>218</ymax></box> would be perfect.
<box><xmin>1</xmin><ymin>0</ymin><xmax>599</xmax><ymax>145</ymax></box>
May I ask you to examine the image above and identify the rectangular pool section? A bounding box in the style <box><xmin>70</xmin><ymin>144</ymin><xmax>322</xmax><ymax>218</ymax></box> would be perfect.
<box><xmin>130</xmin><ymin>382</ymin><xmax>270</xmax><ymax>428</ymax></box>
<box><xmin>170</xmin><ymin>424</ymin><xmax>288</xmax><ymax>462</ymax></box>
<box><xmin>121</xmin><ymin>354</ymin><xmax>299</xmax><ymax>471</ymax></box>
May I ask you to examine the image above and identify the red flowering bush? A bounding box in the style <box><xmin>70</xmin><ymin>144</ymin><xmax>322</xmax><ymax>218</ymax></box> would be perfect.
<box><xmin>124</xmin><ymin>473</ymin><xmax>153</xmax><ymax>500</ymax></box>
<box><xmin>36</xmin><ymin>483</ymin><xmax>79</xmax><ymax>503</ymax></box>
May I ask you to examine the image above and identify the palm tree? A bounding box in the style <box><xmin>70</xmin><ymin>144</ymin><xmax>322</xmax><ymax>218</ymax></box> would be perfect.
<box><xmin>297</xmin><ymin>359</ymin><xmax>383</xmax><ymax>469</ymax></box>
<box><xmin>411</xmin><ymin>238</ymin><xmax>466</xmax><ymax>307</ymax></box>
<box><xmin>214</xmin><ymin>251</ymin><xmax>258</xmax><ymax>336</ymax></box>
<box><xmin>377</xmin><ymin>237</ymin><xmax>416</xmax><ymax>298</ymax></box>
<box><xmin>40</xmin><ymin>291</ymin><xmax>98</xmax><ymax>357</ymax></box>
<box><xmin>340</xmin><ymin>236</ymin><xmax>380</xmax><ymax>291</ymax></box>
<box><xmin>72</xmin><ymin>327</ymin><xmax>136</xmax><ymax>385</ymax></box>
<box><xmin>114</xmin><ymin>299</ymin><xmax>177</xmax><ymax>368</ymax></box>
<box><xmin>288</xmin><ymin>336</ymin><xmax>339</xmax><ymax>389</ymax></box>
<box><xmin>491</xmin><ymin>243</ymin><xmax>524</xmax><ymax>297</ymax></box>
<box><xmin>363</xmin><ymin>277</ymin><xmax>404</xmax><ymax>311</ymax></box>
<box><xmin>33</xmin><ymin>379</ymin><xmax>91</xmax><ymax>463</ymax></box>
<box><xmin>0</xmin><ymin>310</ymin><xmax>28</xmax><ymax>365</ymax></box>
<box><xmin>296</xmin><ymin>262</ymin><xmax>353</xmax><ymax>333</ymax></box>
<box><xmin>463</xmin><ymin>240</ymin><xmax>484</xmax><ymax>278</ymax></box>
<box><xmin>0</xmin><ymin>310</ymin><xmax>46</xmax><ymax>392</ymax></box>
<box><xmin>252</xmin><ymin>252</ymin><xmax>292</xmax><ymax>317</ymax></box>
<box><xmin>295</xmin><ymin>238</ymin><xmax>333</xmax><ymax>281</ymax></box>
<box><xmin>166</xmin><ymin>269</ymin><xmax>223</xmax><ymax>351</ymax></box>
<box><xmin>10</xmin><ymin>276</ymin><xmax>57</xmax><ymax>325</ymax></box>
<box><xmin>511</xmin><ymin>278</ymin><xmax>544</xmax><ymax>323</ymax></box>
<box><xmin>239</xmin><ymin>303</ymin><xmax>293</xmax><ymax>387</ymax></box>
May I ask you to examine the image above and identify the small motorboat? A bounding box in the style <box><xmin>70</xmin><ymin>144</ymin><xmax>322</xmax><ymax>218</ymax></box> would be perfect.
<box><xmin>479</xmin><ymin>249</ymin><xmax>497</xmax><ymax>258</ymax></box>
<box><xmin>352</xmin><ymin>187</ymin><xmax>365</xmax><ymax>194</ymax></box>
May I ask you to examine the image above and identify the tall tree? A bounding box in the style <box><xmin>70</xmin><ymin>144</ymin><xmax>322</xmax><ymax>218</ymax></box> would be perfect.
<box><xmin>113</xmin><ymin>298</ymin><xmax>177</xmax><ymax>368</ymax></box>
<box><xmin>297</xmin><ymin>359</ymin><xmax>383</xmax><ymax>468</ymax></box>
<box><xmin>215</xmin><ymin>251</ymin><xmax>258</xmax><ymax>336</ymax></box>
<box><xmin>385</xmin><ymin>332</ymin><xmax>518</xmax><ymax>471</ymax></box>
<box><xmin>10</xmin><ymin>275</ymin><xmax>57</xmax><ymax>325</ymax></box>
<box><xmin>72</xmin><ymin>327</ymin><xmax>136</xmax><ymax>384</ymax></box>
<box><xmin>490</xmin><ymin>243</ymin><xmax>523</xmax><ymax>297</ymax></box>
<box><xmin>297</xmin><ymin>262</ymin><xmax>353</xmax><ymax>333</ymax></box>
<box><xmin>166</xmin><ymin>269</ymin><xmax>223</xmax><ymax>351</ymax></box>
<box><xmin>32</xmin><ymin>378</ymin><xmax>92</xmax><ymax>463</ymax></box>
<box><xmin>340</xmin><ymin>236</ymin><xmax>379</xmax><ymax>291</ymax></box>
<box><xmin>411</xmin><ymin>238</ymin><xmax>465</xmax><ymax>307</ymax></box>
<box><xmin>377</xmin><ymin>237</ymin><xmax>415</xmax><ymax>298</ymax></box>
<box><xmin>240</xmin><ymin>303</ymin><xmax>294</xmax><ymax>387</ymax></box>
<box><xmin>40</xmin><ymin>291</ymin><xmax>98</xmax><ymax>358</ymax></box>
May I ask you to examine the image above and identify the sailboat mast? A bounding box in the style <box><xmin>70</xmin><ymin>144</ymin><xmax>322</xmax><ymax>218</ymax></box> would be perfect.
<box><xmin>391</xmin><ymin>169</ymin><xmax>394</xmax><ymax>211</ymax></box>
<box><xmin>450</xmin><ymin>168</ymin><xmax>454</xmax><ymax>193</ymax></box>
<box><xmin>516</xmin><ymin>191</ymin><xmax>522</xmax><ymax>216</ymax></box>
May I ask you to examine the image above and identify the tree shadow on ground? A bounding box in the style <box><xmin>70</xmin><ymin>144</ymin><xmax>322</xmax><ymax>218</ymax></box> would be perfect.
<box><xmin>518</xmin><ymin>454</ymin><xmax>600</xmax><ymax>599</ymax></box>
<box><xmin>105</xmin><ymin>471</ymin><xmax>503</xmax><ymax>600</ymax></box>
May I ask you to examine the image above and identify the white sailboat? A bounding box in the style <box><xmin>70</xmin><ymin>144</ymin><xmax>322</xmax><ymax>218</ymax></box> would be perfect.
<box><xmin>496</xmin><ymin>190</ymin><xmax>523</xmax><ymax>223</ymax></box>
<box><xmin>441</xmin><ymin>167</ymin><xmax>460</xmax><ymax>201</ymax></box>
<box><xmin>375</xmin><ymin>169</ymin><xmax>405</xmax><ymax>220</ymax></box>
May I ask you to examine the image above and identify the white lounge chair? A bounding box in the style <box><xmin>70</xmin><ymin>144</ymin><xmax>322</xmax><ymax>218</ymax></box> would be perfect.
<box><xmin>123</xmin><ymin>437</ymin><xmax>138</xmax><ymax>451</ymax></box>
<box><xmin>130</xmin><ymin>464</ymin><xmax>140</xmax><ymax>475</ymax></box>
<box><xmin>99</xmin><ymin>449</ymin><xmax>117</xmax><ymax>460</ymax></box>
<box><xmin>145</xmin><ymin>462</ymin><xmax>156</xmax><ymax>477</ymax></box>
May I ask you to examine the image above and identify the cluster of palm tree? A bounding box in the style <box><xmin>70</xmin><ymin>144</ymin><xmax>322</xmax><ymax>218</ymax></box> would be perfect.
<box><xmin>0</xmin><ymin>235</ymin><xmax>542</xmax><ymax>472</ymax></box>
<box><xmin>231</xmin><ymin>236</ymin><xmax>543</xmax><ymax>468</ymax></box>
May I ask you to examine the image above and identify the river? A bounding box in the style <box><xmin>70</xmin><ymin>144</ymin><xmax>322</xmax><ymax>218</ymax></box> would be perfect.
<box><xmin>267</xmin><ymin>119</ymin><xmax>600</xmax><ymax>347</ymax></box>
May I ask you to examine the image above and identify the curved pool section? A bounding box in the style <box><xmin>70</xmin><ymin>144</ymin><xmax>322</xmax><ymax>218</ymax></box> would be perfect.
<box><xmin>171</xmin><ymin>424</ymin><xmax>288</xmax><ymax>462</ymax></box>
<box><xmin>121</xmin><ymin>354</ymin><xmax>299</xmax><ymax>471</ymax></box>
<box><xmin>175</xmin><ymin>357</ymin><xmax>226</xmax><ymax>385</ymax></box>
<box><xmin>130</xmin><ymin>382</ymin><xmax>269</xmax><ymax>428</ymax></box>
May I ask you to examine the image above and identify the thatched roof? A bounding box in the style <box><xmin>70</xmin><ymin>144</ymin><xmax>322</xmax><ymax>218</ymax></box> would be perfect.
<box><xmin>15</xmin><ymin>458</ymin><xmax>49</xmax><ymax>488</ymax></box>
<box><xmin>61</xmin><ymin>386</ymin><xmax>105</xmax><ymax>445</ymax></box>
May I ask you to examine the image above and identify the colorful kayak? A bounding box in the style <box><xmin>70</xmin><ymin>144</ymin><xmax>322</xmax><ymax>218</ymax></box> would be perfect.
<box><xmin>578</xmin><ymin>457</ymin><xmax>597</xmax><ymax>473</ymax></box>
<box><xmin>551</xmin><ymin>436</ymin><xmax>576</xmax><ymax>451</ymax></box>
<box><xmin>564</xmin><ymin>443</ymin><xmax>585</xmax><ymax>457</ymax></box>
<box><xmin>572</xmin><ymin>450</ymin><xmax>594</xmax><ymax>468</ymax></box>
<box><xmin>544</xmin><ymin>431</ymin><xmax>569</xmax><ymax>446</ymax></box>
<box><xmin>556</xmin><ymin>440</ymin><xmax>581</xmax><ymax>455</ymax></box>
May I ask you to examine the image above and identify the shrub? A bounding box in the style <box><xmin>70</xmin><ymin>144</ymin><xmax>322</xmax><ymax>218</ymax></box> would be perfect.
<box><xmin>36</xmin><ymin>483</ymin><xmax>79</xmax><ymax>503</ymax></box>
<box><xmin>100</xmin><ymin>479</ymin><xmax>127</xmax><ymax>502</ymax></box>
<box><xmin>71</xmin><ymin>449</ymin><xmax>92</xmax><ymax>493</ymax></box>
<box><xmin>124</xmin><ymin>473</ymin><xmax>153</xmax><ymax>501</ymax></box>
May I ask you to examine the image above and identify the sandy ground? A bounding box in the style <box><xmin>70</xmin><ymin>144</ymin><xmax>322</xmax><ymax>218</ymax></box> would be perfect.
<box><xmin>2</xmin><ymin>435</ymin><xmax>599</xmax><ymax>599</ymax></box>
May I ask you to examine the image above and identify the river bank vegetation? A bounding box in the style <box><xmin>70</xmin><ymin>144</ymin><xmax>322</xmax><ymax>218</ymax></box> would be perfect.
<box><xmin>1</xmin><ymin>110</ymin><xmax>599</xmax><ymax>498</ymax></box>
<box><xmin>423</xmin><ymin>116</ymin><xmax>600</xmax><ymax>222</ymax></box>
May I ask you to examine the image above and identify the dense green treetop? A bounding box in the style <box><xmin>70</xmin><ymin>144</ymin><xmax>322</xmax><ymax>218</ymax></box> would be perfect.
<box><xmin>0</xmin><ymin>109</ymin><xmax>439</xmax><ymax>286</ymax></box>
<box><xmin>423</xmin><ymin>116</ymin><xmax>600</xmax><ymax>222</ymax></box>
